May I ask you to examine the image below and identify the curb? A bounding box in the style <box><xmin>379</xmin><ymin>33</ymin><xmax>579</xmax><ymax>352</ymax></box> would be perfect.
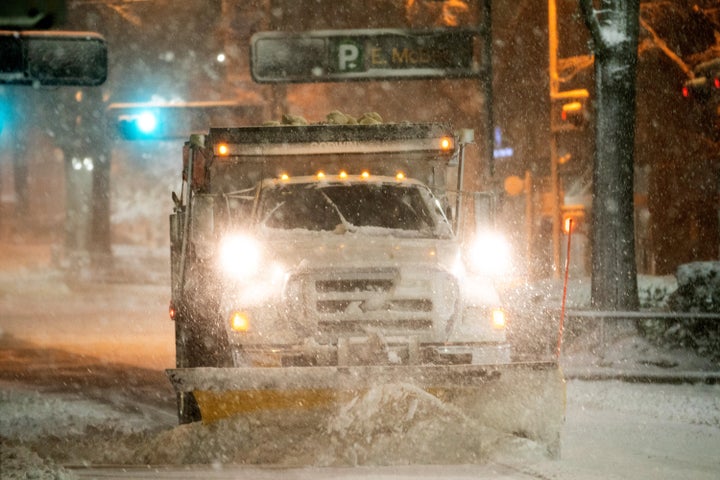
<box><xmin>563</xmin><ymin>368</ymin><xmax>720</xmax><ymax>384</ymax></box>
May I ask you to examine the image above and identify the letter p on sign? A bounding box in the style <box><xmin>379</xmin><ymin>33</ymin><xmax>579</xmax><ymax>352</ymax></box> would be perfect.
<box><xmin>338</xmin><ymin>43</ymin><xmax>360</xmax><ymax>71</ymax></box>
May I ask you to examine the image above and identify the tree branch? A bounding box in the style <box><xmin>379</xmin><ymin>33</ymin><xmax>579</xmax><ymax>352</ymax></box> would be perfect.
<box><xmin>639</xmin><ymin>17</ymin><xmax>693</xmax><ymax>79</ymax></box>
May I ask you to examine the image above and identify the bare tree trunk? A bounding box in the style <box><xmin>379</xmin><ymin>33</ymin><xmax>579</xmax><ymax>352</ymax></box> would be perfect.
<box><xmin>579</xmin><ymin>0</ymin><xmax>640</xmax><ymax>312</ymax></box>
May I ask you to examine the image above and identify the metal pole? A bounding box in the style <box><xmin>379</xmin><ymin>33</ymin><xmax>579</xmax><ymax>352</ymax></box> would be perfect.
<box><xmin>454</xmin><ymin>141</ymin><xmax>466</xmax><ymax>234</ymax></box>
<box><xmin>482</xmin><ymin>0</ymin><xmax>494</xmax><ymax>180</ymax></box>
<box><xmin>548</xmin><ymin>0</ymin><xmax>561</xmax><ymax>277</ymax></box>
<box><xmin>524</xmin><ymin>170</ymin><xmax>533</xmax><ymax>269</ymax></box>
<box><xmin>556</xmin><ymin>218</ymin><xmax>573</xmax><ymax>359</ymax></box>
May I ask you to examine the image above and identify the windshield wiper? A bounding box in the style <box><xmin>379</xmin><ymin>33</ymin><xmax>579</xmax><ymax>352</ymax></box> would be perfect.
<box><xmin>320</xmin><ymin>191</ymin><xmax>355</xmax><ymax>233</ymax></box>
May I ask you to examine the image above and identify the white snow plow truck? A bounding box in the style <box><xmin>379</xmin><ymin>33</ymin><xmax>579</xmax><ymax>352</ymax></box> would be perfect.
<box><xmin>166</xmin><ymin>117</ymin><xmax>565</xmax><ymax>458</ymax></box>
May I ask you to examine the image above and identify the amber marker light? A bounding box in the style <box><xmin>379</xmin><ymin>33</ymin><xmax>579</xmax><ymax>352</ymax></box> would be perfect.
<box><xmin>396</xmin><ymin>171</ymin><xmax>405</xmax><ymax>181</ymax></box>
<box><xmin>361</xmin><ymin>170</ymin><xmax>370</xmax><ymax>179</ymax></box>
<box><xmin>439</xmin><ymin>136</ymin><xmax>453</xmax><ymax>151</ymax></box>
<box><xmin>317</xmin><ymin>171</ymin><xmax>326</xmax><ymax>179</ymax></box>
<box><xmin>230</xmin><ymin>311</ymin><xmax>250</xmax><ymax>332</ymax></box>
<box><xmin>217</xmin><ymin>143</ymin><xmax>229</xmax><ymax>156</ymax></box>
<box><xmin>280</xmin><ymin>173</ymin><xmax>290</xmax><ymax>181</ymax></box>
<box><xmin>339</xmin><ymin>170</ymin><xmax>348</xmax><ymax>179</ymax></box>
<box><xmin>492</xmin><ymin>308</ymin><xmax>506</xmax><ymax>329</ymax></box>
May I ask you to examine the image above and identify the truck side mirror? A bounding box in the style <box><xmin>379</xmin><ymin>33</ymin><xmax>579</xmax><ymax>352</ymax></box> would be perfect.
<box><xmin>190</xmin><ymin>195</ymin><xmax>215</xmax><ymax>259</ymax></box>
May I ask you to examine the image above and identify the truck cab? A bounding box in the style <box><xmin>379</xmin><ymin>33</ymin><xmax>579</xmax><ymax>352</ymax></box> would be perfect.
<box><xmin>216</xmin><ymin>172</ymin><xmax>508</xmax><ymax>368</ymax></box>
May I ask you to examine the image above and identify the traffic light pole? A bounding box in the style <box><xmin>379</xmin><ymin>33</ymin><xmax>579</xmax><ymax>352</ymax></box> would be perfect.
<box><xmin>481</xmin><ymin>0</ymin><xmax>494</xmax><ymax>180</ymax></box>
<box><xmin>548</xmin><ymin>0</ymin><xmax>561</xmax><ymax>277</ymax></box>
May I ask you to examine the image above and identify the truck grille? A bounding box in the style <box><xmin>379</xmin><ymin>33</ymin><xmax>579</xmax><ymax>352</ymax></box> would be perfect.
<box><xmin>286</xmin><ymin>268</ymin><xmax>457</xmax><ymax>337</ymax></box>
<box><xmin>316</xmin><ymin>279</ymin><xmax>394</xmax><ymax>293</ymax></box>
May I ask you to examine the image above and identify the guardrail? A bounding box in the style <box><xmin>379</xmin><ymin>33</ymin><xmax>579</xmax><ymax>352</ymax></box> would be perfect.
<box><xmin>564</xmin><ymin>309</ymin><xmax>720</xmax><ymax>347</ymax></box>
<box><xmin>560</xmin><ymin>309</ymin><xmax>720</xmax><ymax>384</ymax></box>
<box><xmin>566</xmin><ymin>310</ymin><xmax>720</xmax><ymax>320</ymax></box>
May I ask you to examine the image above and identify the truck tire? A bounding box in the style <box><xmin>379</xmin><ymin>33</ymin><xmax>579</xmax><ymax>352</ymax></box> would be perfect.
<box><xmin>174</xmin><ymin>310</ymin><xmax>232</xmax><ymax>424</ymax></box>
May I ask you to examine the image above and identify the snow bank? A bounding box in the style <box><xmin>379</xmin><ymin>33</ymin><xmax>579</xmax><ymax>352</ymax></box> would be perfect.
<box><xmin>0</xmin><ymin>445</ymin><xmax>77</xmax><ymax>480</ymax></box>
<box><xmin>670</xmin><ymin>261</ymin><xmax>720</xmax><ymax>312</ymax></box>
<box><xmin>325</xmin><ymin>383</ymin><xmax>494</xmax><ymax>465</ymax></box>
<box><xmin>0</xmin><ymin>384</ymin><xmax>124</xmax><ymax>441</ymax></box>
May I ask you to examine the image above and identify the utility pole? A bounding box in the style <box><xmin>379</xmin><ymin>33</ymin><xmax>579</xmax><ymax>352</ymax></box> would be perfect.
<box><xmin>548</xmin><ymin>0</ymin><xmax>562</xmax><ymax>277</ymax></box>
<box><xmin>481</xmin><ymin>0</ymin><xmax>494</xmax><ymax>181</ymax></box>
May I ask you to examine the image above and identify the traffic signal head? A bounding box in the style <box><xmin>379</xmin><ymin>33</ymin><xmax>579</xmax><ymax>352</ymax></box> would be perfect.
<box><xmin>683</xmin><ymin>58</ymin><xmax>720</xmax><ymax>100</ymax></box>
<box><xmin>108</xmin><ymin>102</ymin><xmax>264</xmax><ymax>140</ymax></box>
<box><xmin>561</xmin><ymin>101</ymin><xmax>583</xmax><ymax>123</ymax></box>
<box><xmin>116</xmin><ymin>109</ymin><xmax>159</xmax><ymax>139</ymax></box>
<box><xmin>551</xmin><ymin>89</ymin><xmax>589</xmax><ymax>133</ymax></box>
<box><xmin>681</xmin><ymin>76</ymin><xmax>720</xmax><ymax>99</ymax></box>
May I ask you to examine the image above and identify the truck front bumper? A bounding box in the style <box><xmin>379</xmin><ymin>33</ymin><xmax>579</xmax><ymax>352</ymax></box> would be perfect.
<box><xmin>230</xmin><ymin>338</ymin><xmax>511</xmax><ymax>368</ymax></box>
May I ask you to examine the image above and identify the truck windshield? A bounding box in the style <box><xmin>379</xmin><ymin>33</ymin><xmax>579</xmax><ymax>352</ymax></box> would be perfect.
<box><xmin>258</xmin><ymin>182</ymin><xmax>449</xmax><ymax>238</ymax></box>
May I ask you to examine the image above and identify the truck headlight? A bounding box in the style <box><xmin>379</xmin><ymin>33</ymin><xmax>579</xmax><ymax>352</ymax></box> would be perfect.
<box><xmin>468</xmin><ymin>232</ymin><xmax>512</xmax><ymax>277</ymax></box>
<box><xmin>219</xmin><ymin>233</ymin><xmax>263</xmax><ymax>279</ymax></box>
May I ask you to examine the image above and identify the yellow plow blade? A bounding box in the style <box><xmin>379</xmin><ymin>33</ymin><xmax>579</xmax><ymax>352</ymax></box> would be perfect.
<box><xmin>193</xmin><ymin>389</ymin><xmax>342</xmax><ymax>423</ymax></box>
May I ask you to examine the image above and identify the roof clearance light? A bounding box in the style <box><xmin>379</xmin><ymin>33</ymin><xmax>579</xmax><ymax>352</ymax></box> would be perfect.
<box><xmin>361</xmin><ymin>170</ymin><xmax>370</xmax><ymax>179</ymax></box>
<box><xmin>339</xmin><ymin>171</ymin><xmax>348</xmax><ymax>179</ymax></box>
<box><xmin>317</xmin><ymin>171</ymin><xmax>325</xmax><ymax>179</ymax></box>
<box><xmin>280</xmin><ymin>173</ymin><xmax>290</xmax><ymax>181</ymax></box>
<box><xmin>440</xmin><ymin>136</ymin><xmax>453</xmax><ymax>151</ymax></box>
<box><xmin>396</xmin><ymin>171</ymin><xmax>405</xmax><ymax>181</ymax></box>
<box><xmin>217</xmin><ymin>143</ymin><xmax>229</xmax><ymax>156</ymax></box>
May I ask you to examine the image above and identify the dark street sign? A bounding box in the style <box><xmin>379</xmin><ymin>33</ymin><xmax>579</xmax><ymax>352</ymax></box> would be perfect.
<box><xmin>0</xmin><ymin>31</ymin><xmax>106</xmax><ymax>86</ymax></box>
<box><xmin>251</xmin><ymin>29</ymin><xmax>484</xmax><ymax>83</ymax></box>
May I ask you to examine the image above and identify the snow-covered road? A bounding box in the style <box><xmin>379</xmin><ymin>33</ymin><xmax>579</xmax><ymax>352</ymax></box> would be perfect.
<box><xmin>2</xmin><ymin>339</ymin><xmax>718</xmax><ymax>480</ymax></box>
<box><xmin>1</xmin><ymin>244</ymin><xmax>719</xmax><ymax>478</ymax></box>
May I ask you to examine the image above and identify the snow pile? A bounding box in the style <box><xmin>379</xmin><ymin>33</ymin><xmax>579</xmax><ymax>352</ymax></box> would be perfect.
<box><xmin>324</xmin><ymin>383</ymin><xmax>494</xmax><ymax>465</ymax></box>
<box><xmin>639</xmin><ymin>262</ymin><xmax>720</xmax><ymax>360</ymax></box>
<box><xmin>133</xmin><ymin>383</ymin><xmax>548</xmax><ymax>467</ymax></box>
<box><xmin>136</xmin><ymin>410</ymin><xmax>330</xmax><ymax>466</ymax></box>
<box><xmin>638</xmin><ymin>274</ymin><xmax>677</xmax><ymax>309</ymax></box>
<box><xmin>0</xmin><ymin>380</ymin><xmax>173</xmax><ymax>468</ymax></box>
<box><xmin>669</xmin><ymin>261</ymin><xmax>720</xmax><ymax>312</ymax></box>
<box><xmin>0</xmin><ymin>445</ymin><xmax>77</xmax><ymax>480</ymax></box>
<box><xmin>0</xmin><ymin>385</ymin><xmax>124</xmax><ymax>441</ymax></box>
